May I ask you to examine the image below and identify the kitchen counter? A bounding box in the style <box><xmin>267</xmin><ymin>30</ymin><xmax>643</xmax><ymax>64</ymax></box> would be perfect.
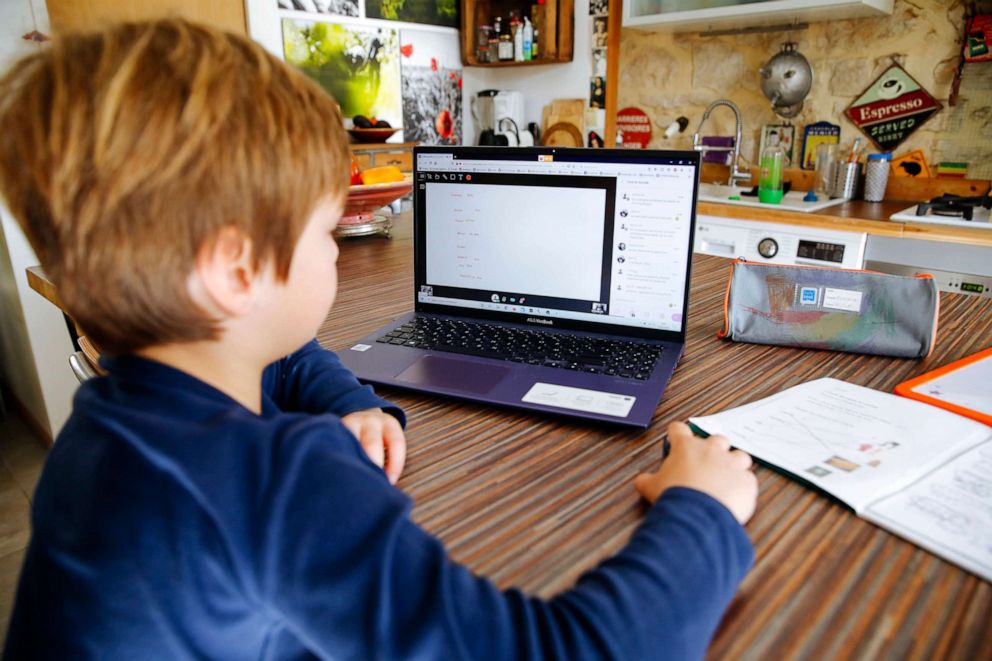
<box><xmin>697</xmin><ymin>198</ymin><xmax>992</xmax><ymax>247</ymax></box>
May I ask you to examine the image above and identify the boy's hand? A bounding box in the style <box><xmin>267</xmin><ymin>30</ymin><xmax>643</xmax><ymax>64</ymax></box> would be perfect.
<box><xmin>634</xmin><ymin>421</ymin><xmax>757</xmax><ymax>524</ymax></box>
<box><xmin>340</xmin><ymin>409</ymin><xmax>406</xmax><ymax>485</ymax></box>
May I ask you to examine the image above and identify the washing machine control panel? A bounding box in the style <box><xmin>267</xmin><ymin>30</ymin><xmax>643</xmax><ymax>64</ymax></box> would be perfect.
<box><xmin>694</xmin><ymin>215</ymin><xmax>865</xmax><ymax>268</ymax></box>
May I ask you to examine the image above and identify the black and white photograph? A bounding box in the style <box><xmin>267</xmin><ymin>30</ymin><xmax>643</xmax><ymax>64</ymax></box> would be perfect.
<box><xmin>588</xmin><ymin>0</ymin><xmax>608</xmax><ymax>15</ymax></box>
<box><xmin>592</xmin><ymin>16</ymin><xmax>608</xmax><ymax>49</ymax></box>
<box><xmin>592</xmin><ymin>48</ymin><xmax>607</xmax><ymax>77</ymax></box>
<box><xmin>278</xmin><ymin>0</ymin><xmax>359</xmax><ymax>18</ymax></box>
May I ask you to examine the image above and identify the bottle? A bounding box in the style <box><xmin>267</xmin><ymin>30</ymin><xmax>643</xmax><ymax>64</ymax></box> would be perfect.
<box><xmin>522</xmin><ymin>18</ymin><xmax>533</xmax><ymax>61</ymax></box>
<box><xmin>513</xmin><ymin>21</ymin><xmax>524</xmax><ymax>61</ymax></box>
<box><xmin>531</xmin><ymin>28</ymin><xmax>539</xmax><ymax>59</ymax></box>
<box><xmin>758</xmin><ymin>144</ymin><xmax>784</xmax><ymax>204</ymax></box>
<box><xmin>864</xmin><ymin>152</ymin><xmax>892</xmax><ymax>202</ymax></box>
<box><xmin>498</xmin><ymin>33</ymin><xmax>513</xmax><ymax>61</ymax></box>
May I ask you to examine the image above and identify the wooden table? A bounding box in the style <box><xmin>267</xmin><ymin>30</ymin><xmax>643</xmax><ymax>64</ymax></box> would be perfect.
<box><xmin>320</xmin><ymin>214</ymin><xmax>992</xmax><ymax>660</ymax></box>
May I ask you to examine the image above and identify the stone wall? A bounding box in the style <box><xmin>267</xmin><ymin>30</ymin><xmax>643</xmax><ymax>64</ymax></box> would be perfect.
<box><xmin>618</xmin><ymin>0</ymin><xmax>992</xmax><ymax>179</ymax></box>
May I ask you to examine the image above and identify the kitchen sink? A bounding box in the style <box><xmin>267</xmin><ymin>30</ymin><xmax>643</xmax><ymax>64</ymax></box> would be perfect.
<box><xmin>697</xmin><ymin>182</ymin><xmax>848</xmax><ymax>213</ymax></box>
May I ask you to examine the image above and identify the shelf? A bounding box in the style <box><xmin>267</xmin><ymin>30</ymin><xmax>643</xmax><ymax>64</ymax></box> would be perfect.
<box><xmin>465</xmin><ymin>57</ymin><xmax>573</xmax><ymax>67</ymax></box>
<box><xmin>460</xmin><ymin>0</ymin><xmax>573</xmax><ymax>67</ymax></box>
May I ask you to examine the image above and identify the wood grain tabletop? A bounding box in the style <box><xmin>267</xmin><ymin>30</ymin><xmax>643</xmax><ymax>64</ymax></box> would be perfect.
<box><xmin>327</xmin><ymin>213</ymin><xmax>990</xmax><ymax>659</ymax></box>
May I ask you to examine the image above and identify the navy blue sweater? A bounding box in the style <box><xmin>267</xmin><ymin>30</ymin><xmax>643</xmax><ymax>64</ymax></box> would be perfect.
<box><xmin>5</xmin><ymin>340</ymin><xmax>753</xmax><ymax>659</ymax></box>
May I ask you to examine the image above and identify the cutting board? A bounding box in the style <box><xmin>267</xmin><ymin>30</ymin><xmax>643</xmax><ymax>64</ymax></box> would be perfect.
<box><xmin>541</xmin><ymin>98</ymin><xmax>584</xmax><ymax>145</ymax></box>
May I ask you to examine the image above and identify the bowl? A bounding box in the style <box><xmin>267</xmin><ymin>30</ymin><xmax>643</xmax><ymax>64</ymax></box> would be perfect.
<box><xmin>348</xmin><ymin>127</ymin><xmax>401</xmax><ymax>143</ymax></box>
<box><xmin>340</xmin><ymin>175</ymin><xmax>413</xmax><ymax>225</ymax></box>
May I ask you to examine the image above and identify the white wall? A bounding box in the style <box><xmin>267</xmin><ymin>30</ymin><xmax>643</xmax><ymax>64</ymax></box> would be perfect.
<box><xmin>0</xmin><ymin>0</ymin><xmax>77</xmax><ymax>439</ymax></box>
<box><xmin>461</xmin><ymin>0</ymin><xmax>600</xmax><ymax>145</ymax></box>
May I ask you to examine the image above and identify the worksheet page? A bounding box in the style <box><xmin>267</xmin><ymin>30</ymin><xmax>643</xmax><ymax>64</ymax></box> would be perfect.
<box><xmin>691</xmin><ymin>378</ymin><xmax>991</xmax><ymax>512</ymax></box>
<box><xmin>866</xmin><ymin>441</ymin><xmax>992</xmax><ymax>582</ymax></box>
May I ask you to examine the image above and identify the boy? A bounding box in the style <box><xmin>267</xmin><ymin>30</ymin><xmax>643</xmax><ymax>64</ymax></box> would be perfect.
<box><xmin>0</xmin><ymin>20</ymin><xmax>757</xmax><ymax>659</ymax></box>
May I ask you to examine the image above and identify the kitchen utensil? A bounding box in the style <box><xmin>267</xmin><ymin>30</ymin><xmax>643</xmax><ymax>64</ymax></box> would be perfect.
<box><xmin>864</xmin><ymin>153</ymin><xmax>892</xmax><ymax>202</ymax></box>
<box><xmin>542</xmin><ymin>98</ymin><xmax>585</xmax><ymax>138</ymax></box>
<box><xmin>471</xmin><ymin>90</ymin><xmax>499</xmax><ymax>143</ymax></box>
<box><xmin>541</xmin><ymin>122</ymin><xmax>583</xmax><ymax>146</ymax></box>
<box><xmin>832</xmin><ymin>162</ymin><xmax>861</xmax><ymax>200</ymax></box>
<box><xmin>760</xmin><ymin>42</ymin><xmax>813</xmax><ymax>119</ymax></box>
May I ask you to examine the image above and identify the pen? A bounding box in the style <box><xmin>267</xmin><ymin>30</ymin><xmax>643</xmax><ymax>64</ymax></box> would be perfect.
<box><xmin>661</xmin><ymin>421</ymin><xmax>711</xmax><ymax>458</ymax></box>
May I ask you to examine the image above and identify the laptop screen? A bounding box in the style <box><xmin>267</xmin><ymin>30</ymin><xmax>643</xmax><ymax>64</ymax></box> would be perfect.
<box><xmin>413</xmin><ymin>146</ymin><xmax>699</xmax><ymax>340</ymax></box>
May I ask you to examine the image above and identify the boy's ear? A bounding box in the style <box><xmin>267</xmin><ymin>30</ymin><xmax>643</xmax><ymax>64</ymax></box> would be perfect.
<box><xmin>190</xmin><ymin>226</ymin><xmax>260</xmax><ymax>318</ymax></box>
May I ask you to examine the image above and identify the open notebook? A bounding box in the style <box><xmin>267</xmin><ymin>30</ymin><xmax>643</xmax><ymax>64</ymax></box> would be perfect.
<box><xmin>691</xmin><ymin>378</ymin><xmax>992</xmax><ymax>582</ymax></box>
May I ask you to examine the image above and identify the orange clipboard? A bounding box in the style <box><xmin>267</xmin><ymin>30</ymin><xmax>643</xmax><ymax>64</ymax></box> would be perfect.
<box><xmin>895</xmin><ymin>348</ymin><xmax>992</xmax><ymax>426</ymax></box>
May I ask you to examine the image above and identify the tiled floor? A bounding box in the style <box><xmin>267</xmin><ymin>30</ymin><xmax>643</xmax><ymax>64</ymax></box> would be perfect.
<box><xmin>0</xmin><ymin>408</ymin><xmax>48</xmax><ymax>643</ymax></box>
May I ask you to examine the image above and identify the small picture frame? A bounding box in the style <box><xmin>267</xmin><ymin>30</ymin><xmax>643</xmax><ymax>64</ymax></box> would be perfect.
<box><xmin>759</xmin><ymin>124</ymin><xmax>795</xmax><ymax>168</ymax></box>
<box><xmin>592</xmin><ymin>16</ymin><xmax>608</xmax><ymax>49</ymax></box>
<box><xmin>800</xmin><ymin>121</ymin><xmax>841</xmax><ymax>170</ymax></box>
<box><xmin>589</xmin><ymin>76</ymin><xmax>605</xmax><ymax>109</ymax></box>
<box><xmin>592</xmin><ymin>48</ymin><xmax>607</xmax><ymax>77</ymax></box>
<box><xmin>589</xmin><ymin>0</ymin><xmax>609</xmax><ymax>15</ymax></box>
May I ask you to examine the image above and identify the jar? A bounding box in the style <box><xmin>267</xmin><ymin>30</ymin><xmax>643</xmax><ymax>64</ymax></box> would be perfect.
<box><xmin>476</xmin><ymin>25</ymin><xmax>491</xmax><ymax>62</ymax></box>
<box><xmin>864</xmin><ymin>152</ymin><xmax>892</xmax><ymax>202</ymax></box>
<box><xmin>758</xmin><ymin>144</ymin><xmax>784</xmax><ymax>204</ymax></box>
<box><xmin>498</xmin><ymin>34</ymin><xmax>513</xmax><ymax>61</ymax></box>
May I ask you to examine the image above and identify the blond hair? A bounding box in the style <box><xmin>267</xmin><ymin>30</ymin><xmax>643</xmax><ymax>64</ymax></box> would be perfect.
<box><xmin>0</xmin><ymin>19</ymin><xmax>349</xmax><ymax>354</ymax></box>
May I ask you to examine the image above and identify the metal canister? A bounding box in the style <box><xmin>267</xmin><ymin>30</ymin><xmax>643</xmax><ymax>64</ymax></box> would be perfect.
<box><xmin>864</xmin><ymin>152</ymin><xmax>892</xmax><ymax>202</ymax></box>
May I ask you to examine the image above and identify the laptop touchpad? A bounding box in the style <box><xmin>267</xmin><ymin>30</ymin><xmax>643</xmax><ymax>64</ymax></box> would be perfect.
<box><xmin>395</xmin><ymin>356</ymin><xmax>510</xmax><ymax>394</ymax></box>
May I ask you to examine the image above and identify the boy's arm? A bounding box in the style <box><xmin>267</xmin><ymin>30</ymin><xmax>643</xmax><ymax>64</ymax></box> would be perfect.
<box><xmin>258</xmin><ymin>420</ymin><xmax>753</xmax><ymax>660</ymax></box>
<box><xmin>262</xmin><ymin>339</ymin><xmax>405</xmax><ymax>426</ymax></box>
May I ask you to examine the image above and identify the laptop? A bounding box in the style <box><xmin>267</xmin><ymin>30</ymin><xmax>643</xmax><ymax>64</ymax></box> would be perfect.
<box><xmin>340</xmin><ymin>145</ymin><xmax>700</xmax><ymax>427</ymax></box>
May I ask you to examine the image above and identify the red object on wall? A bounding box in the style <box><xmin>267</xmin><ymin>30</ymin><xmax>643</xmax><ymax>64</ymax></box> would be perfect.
<box><xmin>616</xmin><ymin>107</ymin><xmax>652</xmax><ymax>149</ymax></box>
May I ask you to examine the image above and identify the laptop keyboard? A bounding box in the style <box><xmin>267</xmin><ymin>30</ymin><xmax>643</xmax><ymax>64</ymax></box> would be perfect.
<box><xmin>376</xmin><ymin>316</ymin><xmax>662</xmax><ymax>379</ymax></box>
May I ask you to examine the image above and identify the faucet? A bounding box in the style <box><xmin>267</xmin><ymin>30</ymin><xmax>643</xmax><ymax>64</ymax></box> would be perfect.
<box><xmin>692</xmin><ymin>99</ymin><xmax>751</xmax><ymax>188</ymax></box>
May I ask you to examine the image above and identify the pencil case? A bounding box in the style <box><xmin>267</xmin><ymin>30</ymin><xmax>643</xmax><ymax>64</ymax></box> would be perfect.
<box><xmin>718</xmin><ymin>259</ymin><xmax>940</xmax><ymax>358</ymax></box>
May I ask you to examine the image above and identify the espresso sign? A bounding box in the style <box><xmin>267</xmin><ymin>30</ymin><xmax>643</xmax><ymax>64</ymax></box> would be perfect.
<box><xmin>845</xmin><ymin>64</ymin><xmax>941</xmax><ymax>151</ymax></box>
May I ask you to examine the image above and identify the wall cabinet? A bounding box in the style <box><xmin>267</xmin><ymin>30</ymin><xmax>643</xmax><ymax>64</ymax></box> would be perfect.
<box><xmin>460</xmin><ymin>0</ymin><xmax>574</xmax><ymax>66</ymax></box>
<box><xmin>623</xmin><ymin>0</ymin><xmax>893</xmax><ymax>32</ymax></box>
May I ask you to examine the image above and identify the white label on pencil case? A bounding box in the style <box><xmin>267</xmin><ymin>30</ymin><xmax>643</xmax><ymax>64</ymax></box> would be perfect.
<box><xmin>822</xmin><ymin>288</ymin><xmax>863</xmax><ymax>312</ymax></box>
<box><xmin>522</xmin><ymin>383</ymin><xmax>636</xmax><ymax>417</ymax></box>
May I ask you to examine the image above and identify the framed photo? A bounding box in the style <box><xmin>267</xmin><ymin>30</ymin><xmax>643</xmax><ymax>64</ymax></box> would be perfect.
<box><xmin>592</xmin><ymin>16</ymin><xmax>608</xmax><ymax>49</ymax></box>
<box><xmin>759</xmin><ymin>124</ymin><xmax>795</xmax><ymax>168</ymax></box>
<box><xmin>592</xmin><ymin>48</ymin><xmax>607</xmax><ymax>77</ymax></box>
<box><xmin>589</xmin><ymin>0</ymin><xmax>609</xmax><ymax>15</ymax></box>
<box><xmin>800</xmin><ymin>121</ymin><xmax>840</xmax><ymax>170</ymax></box>
<box><xmin>589</xmin><ymin>76</ymin><xmax>605</xmax><ymax>109</ymax></box>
